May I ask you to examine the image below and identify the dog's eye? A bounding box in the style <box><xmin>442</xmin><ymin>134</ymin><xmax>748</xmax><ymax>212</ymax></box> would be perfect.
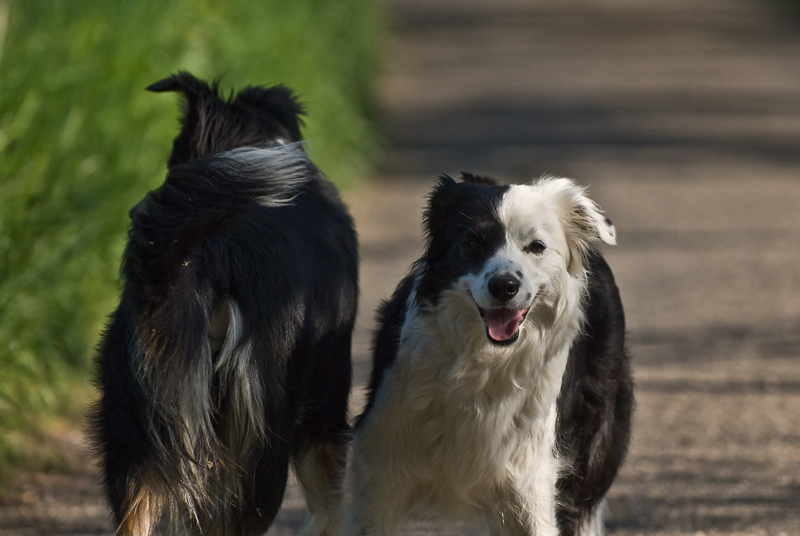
<box><xmin>524</xmin><ymin>240</ymin><xmax>546</xmax><ymax>255</ymax></box>
<box><xmin>465</xmin><ymin>235</ymin><xmax>482</xmax><ymax>251</ymax></box>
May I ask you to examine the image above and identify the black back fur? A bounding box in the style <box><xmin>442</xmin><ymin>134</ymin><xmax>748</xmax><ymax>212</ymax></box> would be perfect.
<box><xmin>90</xmin><ymin>73</ymin><xmax>357</xmax><ymax>536</ymax></box>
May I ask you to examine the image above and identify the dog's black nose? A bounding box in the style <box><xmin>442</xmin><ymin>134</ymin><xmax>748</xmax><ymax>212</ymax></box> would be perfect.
<box><xmin>488</xmin><ymin>274</ymin><xmax>521</xmax><ymax>302</ymax></box>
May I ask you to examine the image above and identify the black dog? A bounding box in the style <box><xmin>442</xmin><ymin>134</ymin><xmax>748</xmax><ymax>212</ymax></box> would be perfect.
<box><xmin>341</xmin><ymin>175</ymin><xmax>632</xmax><ymax>536</ymax></box>
<box><xmin>90</xmin><ymin>72</ymin><xmax>358</xmax><ymax>536</ymax></box>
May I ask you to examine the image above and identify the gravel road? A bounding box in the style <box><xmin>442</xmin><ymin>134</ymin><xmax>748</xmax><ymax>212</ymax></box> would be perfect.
<box><xmin>2</xmin><ymin>0</ymin><xmax>799</xmax><ymax>534</ymax></box>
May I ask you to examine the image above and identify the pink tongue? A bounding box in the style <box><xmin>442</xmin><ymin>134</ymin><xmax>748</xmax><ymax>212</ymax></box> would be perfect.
<box><xmin>481</xmin><ymin>308</ymin><xmax>526</xmax><ymax>341</ymax></box>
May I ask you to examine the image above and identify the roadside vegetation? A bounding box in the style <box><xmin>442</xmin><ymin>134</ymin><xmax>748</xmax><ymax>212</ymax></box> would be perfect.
<box><xmin>0</xmin><ymin>0</ymin><xmax>382</xmax><ymax>476</ymax></box>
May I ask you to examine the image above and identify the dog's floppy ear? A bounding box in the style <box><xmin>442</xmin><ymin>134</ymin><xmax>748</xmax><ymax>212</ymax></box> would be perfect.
<box><xmin>422</xmin><ymin>175</ymin><xmax>468</xmax><ymax>263</ymax></box>
<box><xmin>146</xmin><ymin>71</ymin><xmax>216</xmax><ymax>96</ymax></box>
<box><xmin>234</xmin><ymin>85</ymin><xmax>304</xmax><ymax>143</ymax></box>
<box><xmin>537</xmin><ymin>177</ymin><xmax>616</xmax><ymax>275</ymax></box>
<box><xmin>424</xmin><ymin>174</ymin><xmax>463</xmax><ymax>236</ymax></box>
<box><xmin>147</xmin><ymin>72</ymin><xmax>226</xmax><ymax>166</ymax></box>
<box><xmin>147</xmin><ymin>72</ymin><xmax>306</xmax><ymax>167</ymax></box>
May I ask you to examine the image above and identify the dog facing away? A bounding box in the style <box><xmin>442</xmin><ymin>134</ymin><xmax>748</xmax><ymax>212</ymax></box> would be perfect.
<box><xmin>90</xmin><ymin>72</ymin><xmax>358</xmax><ymax>536</ymax></box>
<box><xmin>341</xmin><ymin>174</ymin><xmax>633</xmax><ymax>536</ymax></box>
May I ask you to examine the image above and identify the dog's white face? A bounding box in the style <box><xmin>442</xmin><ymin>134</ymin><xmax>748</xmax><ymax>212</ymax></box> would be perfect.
<box><xmin>466</xmin><ymin>186</ymin><xmax>568</xmax><ymax>344</ymax></box>
<box><xmin>417</xmin><ymin>176</ymin><xmax>616</xmax><ymax>347</ymax></box>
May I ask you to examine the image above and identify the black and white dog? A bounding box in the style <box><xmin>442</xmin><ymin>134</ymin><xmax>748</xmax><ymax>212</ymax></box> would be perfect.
<box><xmin>342</xmin><ymin>174</ymin><xmax>633</xmax><ymax>536</ymax></box>
<box><xmin>90</xmin><ymin>73</ymin><xmax>358</xmax><ymax>536</ymax></box>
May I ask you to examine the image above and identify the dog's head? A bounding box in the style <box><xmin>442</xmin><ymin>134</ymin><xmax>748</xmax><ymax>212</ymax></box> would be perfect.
<box><xmin>147</xmin><ymin>71</ymin><xmax>304</xmax><ymax>167</ymax></box>
<box><xmin>417</xmin><ymin>173</ymin><xmax>616</xmax><ymax>346</ymax></box>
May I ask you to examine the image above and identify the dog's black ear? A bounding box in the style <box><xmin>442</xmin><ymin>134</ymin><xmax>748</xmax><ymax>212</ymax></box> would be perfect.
<box><xmin>422</xmin><ymin>175</ymin><xmax>468</xmax><ymax>261</ymax></box>
<box><xmin>146</xmin><ymin>71</ymin><xmax>218</xmax><ymax>97</ymax></box>
<box><xmin>424</xmin><ymin>175</ymin><xmax>462</xmax><ymax>232</ymax></box>
<box><xmin>147</xmin><ymin>72</ymin><xmax>226</xmax><ymax>167</ymax></box>
<box><xmin>148</xmin><ymin>72</ymin><xmax>306</xmax><ymax>167</ymax></box>
<box><xmin>460</xmin><ymin>172</ymin><xmax>498</xmax><ymax>186</ymax></box>
<box><xmin>234</xmin><ymin>85</ymin><xmax>305</xmax><ymax>143</ymax></box>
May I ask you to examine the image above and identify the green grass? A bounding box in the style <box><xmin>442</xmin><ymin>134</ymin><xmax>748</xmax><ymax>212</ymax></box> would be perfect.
<box><xmin>0</xmin><ymin>0</ymin><xmax>382</xmax><ymax>473</ymax></box>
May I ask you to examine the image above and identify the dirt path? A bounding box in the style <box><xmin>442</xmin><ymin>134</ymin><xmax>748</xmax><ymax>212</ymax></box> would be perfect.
<box><xmin>3</xmin><ymin>0</ymin><xmax>800</xmax><ymax>534</ymax></box>
<box><xmin>357</xmin><ymin>1</ymin><xmax>800</xmax><ymax>534</ymax></box>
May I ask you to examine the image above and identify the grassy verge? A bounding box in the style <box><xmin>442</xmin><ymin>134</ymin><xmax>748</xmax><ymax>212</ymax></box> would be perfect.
<box><xmin>0</xmin><ymin>0</ymin><xmax>382</xmax><ymax>476</ymax></box>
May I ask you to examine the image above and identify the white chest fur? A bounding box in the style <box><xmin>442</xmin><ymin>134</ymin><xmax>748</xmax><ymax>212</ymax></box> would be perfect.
<box><xmin>349</xmin><ymin>284</ymin><xmax>582</xmax><ymax>535</ymax></box>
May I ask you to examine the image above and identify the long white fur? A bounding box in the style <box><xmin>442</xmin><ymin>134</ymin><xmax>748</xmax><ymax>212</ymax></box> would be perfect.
<box><xmin>213</xmin><ymin>299</ymin><xmax>266</xmax><ymax>460</ymax></box>
<box><xmin>151</xmin><ymin>298</ymin><xmax>267</xmax><ymax>533</ymax></box>
<box><xmin>340</xmin><ymin>178</ymin><xmax>616</xmax><ymax>536</ymax></box>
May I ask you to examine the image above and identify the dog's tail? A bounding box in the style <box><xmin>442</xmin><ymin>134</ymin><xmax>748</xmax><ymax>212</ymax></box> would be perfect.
<box><xmin>120</xmin><ymin>143</ymin><xmax>315</xmax><ymax>529</ymax></box>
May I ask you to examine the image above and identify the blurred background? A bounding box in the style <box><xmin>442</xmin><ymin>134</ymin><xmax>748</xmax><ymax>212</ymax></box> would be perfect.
<box><xmin>0</xmin><ymin>0</ymin><xmax>381</xmax><ymax>472</ymax></box>
<box><xmin>1</xmin><ymin>0</ymin><xmax>799</xmax><ymax>535</ymax></box>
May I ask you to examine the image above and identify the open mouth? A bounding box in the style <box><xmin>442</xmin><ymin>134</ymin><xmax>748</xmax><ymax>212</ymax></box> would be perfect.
<box><xmin>477</xmin><ymin>306</ymin><xmax>530</xmax><ymax>346</ymax></box>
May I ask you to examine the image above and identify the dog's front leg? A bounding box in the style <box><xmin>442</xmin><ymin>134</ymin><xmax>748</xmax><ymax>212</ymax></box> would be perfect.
<box><xmin>487</xmin><ymin>489</ymin><xmax>534</xmax><ymax>536</ymax></box>
<box><xmin>338</xmin><ymin>475</ymin><xmax>418</xmax><ymax>536</ymax></box>
<box><xmin>338</xmin><ymin>446</ymin><xmax>420</xmax><ymax>536</ymax></box>
<box><xmin>488</xmin><ymin>425</ymin><xmax>562</xmax><ymax>536</ymax></box>
<box><xmin>487</xmin><ymin>481</ymin><xmax>559</xmax><ymax>536</ymax></box>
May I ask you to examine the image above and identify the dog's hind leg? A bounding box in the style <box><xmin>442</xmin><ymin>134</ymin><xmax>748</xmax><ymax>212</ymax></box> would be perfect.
<box><xmin>115</xmin><ymin>471</ymin><xmax>166</xmax><ymax>536</ymax></box>
<box><xmin>295</xmin><ymin>440</ymin><xmax>348</xmax><ymax>536</ymax></box>
<box><xmin>293</xmin><ymin>319</ymin><xmax>355</xmax><ymax>536</ymax></box>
